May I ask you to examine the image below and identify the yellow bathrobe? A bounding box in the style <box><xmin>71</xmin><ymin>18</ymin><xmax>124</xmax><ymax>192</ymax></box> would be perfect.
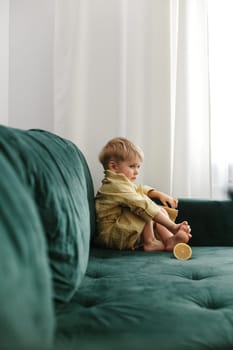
<box><xmin>95</xmin><ymin>170</ymin><xmax>177</xmax><ymax>250</ymax></box>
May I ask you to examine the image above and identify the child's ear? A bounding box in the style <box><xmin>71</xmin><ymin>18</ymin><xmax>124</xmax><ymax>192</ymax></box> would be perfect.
<box><xmin>108</xmin><ymin>160</ymin><xmax>118</xmax><ymax>172</ymax></box>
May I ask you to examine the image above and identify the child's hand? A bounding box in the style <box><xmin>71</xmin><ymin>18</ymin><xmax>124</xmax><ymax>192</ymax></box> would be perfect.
<box><xmin>158</xmin><ymin>193</ymin><xmax>178</xmax><ymax>209</ymax></box>
<box><xmin>148</xmin><ymin>190</ymin><xmax>178</xmax><ymax>208</ymax></box>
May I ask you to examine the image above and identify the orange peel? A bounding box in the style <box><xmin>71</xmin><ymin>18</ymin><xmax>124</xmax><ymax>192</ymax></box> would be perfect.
<box><xmin>173</xmin><ymin>243</ymin><xmax>192</xmax><ymax>260</ymax></box>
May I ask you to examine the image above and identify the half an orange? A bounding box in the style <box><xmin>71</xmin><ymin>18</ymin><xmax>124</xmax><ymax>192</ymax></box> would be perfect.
<box><xmin>173</xmin><ymin>243</ymin><xmax>192</xmax><ymax>260</ymax></box>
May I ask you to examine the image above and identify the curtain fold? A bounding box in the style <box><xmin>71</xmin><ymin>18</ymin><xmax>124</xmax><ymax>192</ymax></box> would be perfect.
<box><xmin>208</xmin><ymin>0</ymin><xmax>233</xmax><ymax>198</ymax></box>
<box><xmin>54</xmin><ymin>0</ymin><xmax>173</xmax><ymax>193</ymax></box>
<box><xmin>4</xmin><ymin>0</ymin><xmax>230</xmax><ymax>198</ymax></box>
<box><xmin>54</xmin><ymin>0</ymin><xmax>211</xmax><ymax>196</ymax></box>
<box><xmin>171</xmin><ymin>0</ymin><xmax>211</xmax><ymax>198</ymax></box>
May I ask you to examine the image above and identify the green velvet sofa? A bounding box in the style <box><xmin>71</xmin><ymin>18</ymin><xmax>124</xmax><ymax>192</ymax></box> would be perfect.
<box><xmin>1</xmin><ymin>125</ymin><xmax>233</xmax><ymax>350</ymax></box>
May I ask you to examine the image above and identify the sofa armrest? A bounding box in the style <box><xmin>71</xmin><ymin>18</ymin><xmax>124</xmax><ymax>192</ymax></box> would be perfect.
<box><xmin>0</xmin><ymin>125</ymin><xmax>95</xmax><ymax>303</ymax></box>
<box><xmin>0</xmin><ymin>152</ymin><xmax>54</xmax><ymax>349</ymax></box>
<box><xmin>177</xmin><ymin>198</ymin><xmax>233</xmax><ymax>246</ymax></box>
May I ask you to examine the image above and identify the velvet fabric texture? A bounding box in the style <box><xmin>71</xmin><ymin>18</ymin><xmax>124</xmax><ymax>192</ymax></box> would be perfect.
<box><xmin>55</xmin><ymin>197</ymin><xmax>233</xmax><ymax>349</ymax></box>
<box><xmin>55</xmin><ymin>245</ymin><xmax>233</xmax><ymax>350</ymax></box>
<box><xmin>177</xmin><ymin>198</ymin><xmax>233</xmax><ymax>246</ymax></box>
<box><xmin>0</xmin><ymin>152</ymin><xmax>54</xmax><ymax>349</ymax></box>
<box><xmin>0</xmin><ymin>125</ymin><xmax>95</xmax><ymax>302</ymax></box>
<box><xmin>1</xmin><ymin>125</ymin><xmax>233</xmax><ymax>350</ymax></box>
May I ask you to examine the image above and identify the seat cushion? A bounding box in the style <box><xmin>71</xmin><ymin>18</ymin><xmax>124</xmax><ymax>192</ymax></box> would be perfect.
<box><xmin>0</xmin><ymin>152</ymin><xmax>54</xmax><ymax>349</ymax></box>
<box><xmin>0</xmin><ymin>125</ymin><xmax>95</xmax><ymax>302</ymax></box>
<box><xmin>55</xmin><ymin>246</ymin><xmax>233</xmax><ymax>349</ymax></box>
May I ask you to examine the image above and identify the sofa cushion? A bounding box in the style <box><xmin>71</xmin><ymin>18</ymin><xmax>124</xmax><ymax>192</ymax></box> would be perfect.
<box><xmin>0</xmin><ymin>152</ymin><xmax>54</xmax><ymax>349</ymax></box>
<box><xmin>0</xmin><ymin>125</ymin><xmax>95</xmax><ymax>302</ymax></box>
<box><xmin>177</xmin><ymin>198</ymin><xmax>233</xmax><ymax>246</ymax></box>
<box><xmin>55</xmin><ymin>246</ymin><xmax>233</xmax><ymax>350</ymax></box>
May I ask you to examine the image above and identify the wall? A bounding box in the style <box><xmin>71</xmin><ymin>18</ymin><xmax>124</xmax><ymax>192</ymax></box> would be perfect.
<box><xmin>1</xmin><ymin>0</ymin><xmax>54</xmax><ymax>130</ymax></box>
<box><xmin>0</xmin><ymin>0</ymin><xmax>9</xmax><ymax>124</ymax></box>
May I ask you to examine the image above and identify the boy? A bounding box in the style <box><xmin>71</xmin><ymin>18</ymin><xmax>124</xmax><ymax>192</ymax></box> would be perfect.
<box><xmin>95</xmin><ymin>137</ymin><xmax>191</xmax><ymax>252</ymax></box>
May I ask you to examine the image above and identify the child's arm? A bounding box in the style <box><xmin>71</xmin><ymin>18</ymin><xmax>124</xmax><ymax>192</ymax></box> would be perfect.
<box><xmin>147</xmin><ymin>189</ymin><xmax>178</xmax><ymax>209</ymax></box>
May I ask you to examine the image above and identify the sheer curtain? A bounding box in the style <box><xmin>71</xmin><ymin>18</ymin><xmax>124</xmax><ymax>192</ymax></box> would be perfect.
<box><xmin>170</xmin><ymin>0</ymin><xmax>211</xmax><ymax>198</ymax></box>
<box><xmin>208</xmin><ymin>0</ymin><xmax>233</xmax><ymax>198</ymax></box>
<box><xmin>54</xmin><ymin>0</ymin><xmax>173</xmax><ymax>193</ymax></box>
<box><xmin>2</xmin><ymin>0</ymin><xmax>230</xmax><ymax>198</ymax></box>
<box><xmin>54</xmin><ymin>0</ymin><xmax>211</xmax><ymax>196</ymax></box>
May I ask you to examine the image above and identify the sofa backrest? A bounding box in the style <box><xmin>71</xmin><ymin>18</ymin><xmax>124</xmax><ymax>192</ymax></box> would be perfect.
<box><xmin>0</xmin><ymin>148</ymin><xmax>54</xmax><ymax>349</ymax></box>
<box><xmin>0</xmin><ymin>125</ymin><xmax>95</xmax><ymax>303</ymax></box>
<box><xmin>177</xmin><ymin>198</ymin><xmax>233</xmax><ymax>246</ymax></box>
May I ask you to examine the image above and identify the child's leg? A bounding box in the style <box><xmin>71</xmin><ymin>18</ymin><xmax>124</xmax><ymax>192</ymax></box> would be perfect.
<box><xmin>142</xmin><ymin>220</ymin><xmax>165</xmax><ymax>252</ymax></box>
<box><xmin>155</xmin><ymin>208</ymin><xmax>191</xmax><ymax>252</ymax></box>
<box><xmin>165</xmin><ymin>226</ymin><xmax>191</xmax><ymax>251</ymax></box>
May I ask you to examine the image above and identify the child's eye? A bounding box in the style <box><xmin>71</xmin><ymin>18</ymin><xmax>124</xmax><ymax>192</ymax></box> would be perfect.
<box><xmin>130</xmin><ymin>165</ymin><xmax>140</xmax><ymax>169</ymax></box>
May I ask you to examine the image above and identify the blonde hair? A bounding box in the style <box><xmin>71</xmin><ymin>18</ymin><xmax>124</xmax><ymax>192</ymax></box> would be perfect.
<box><xmin>99</xmin><ymin>137</ymin><xmax>144</xmax><ymax>169</ymax></box>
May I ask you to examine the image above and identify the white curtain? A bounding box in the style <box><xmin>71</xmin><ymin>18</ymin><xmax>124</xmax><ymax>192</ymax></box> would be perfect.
<box><xmin>54</xmin><ymin>0</ymin><xmax>211</xmax><ymax>196</ymax></box>
<box><xmin>171</xmin><ymin>0</ymin><xmax>211</xmax><ymax>198</ymax></box>
<box><xmin>54</xmin><ymin>0</ymin><xmax>173</xmax><ymax>193</ymax></box>
<box><xmin>208</xmin><ymin>0</ymin><xmax>233</xmax><ymax>198</ymax></box>
<box><xmin>2</xmin><ymin>0</ymin><xmax>231</xmax><ymax>198</ymax></box>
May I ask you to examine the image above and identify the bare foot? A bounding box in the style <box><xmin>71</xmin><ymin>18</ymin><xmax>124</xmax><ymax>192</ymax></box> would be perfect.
<box><xmin>165</xmin><ymin>226</ymin><xmax>192</xmax><ymax>252</ymax></box>
<box><xmin>144</xmin><ymin>240</ymin><xmax>165</xmax><ymax>252</ymax></box>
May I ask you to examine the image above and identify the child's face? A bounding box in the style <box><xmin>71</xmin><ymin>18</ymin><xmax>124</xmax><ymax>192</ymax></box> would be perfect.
<box><xmin>113</xmin><ymin>157</ymin><xmax>142</xmax><ymax>182</ymax></box>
